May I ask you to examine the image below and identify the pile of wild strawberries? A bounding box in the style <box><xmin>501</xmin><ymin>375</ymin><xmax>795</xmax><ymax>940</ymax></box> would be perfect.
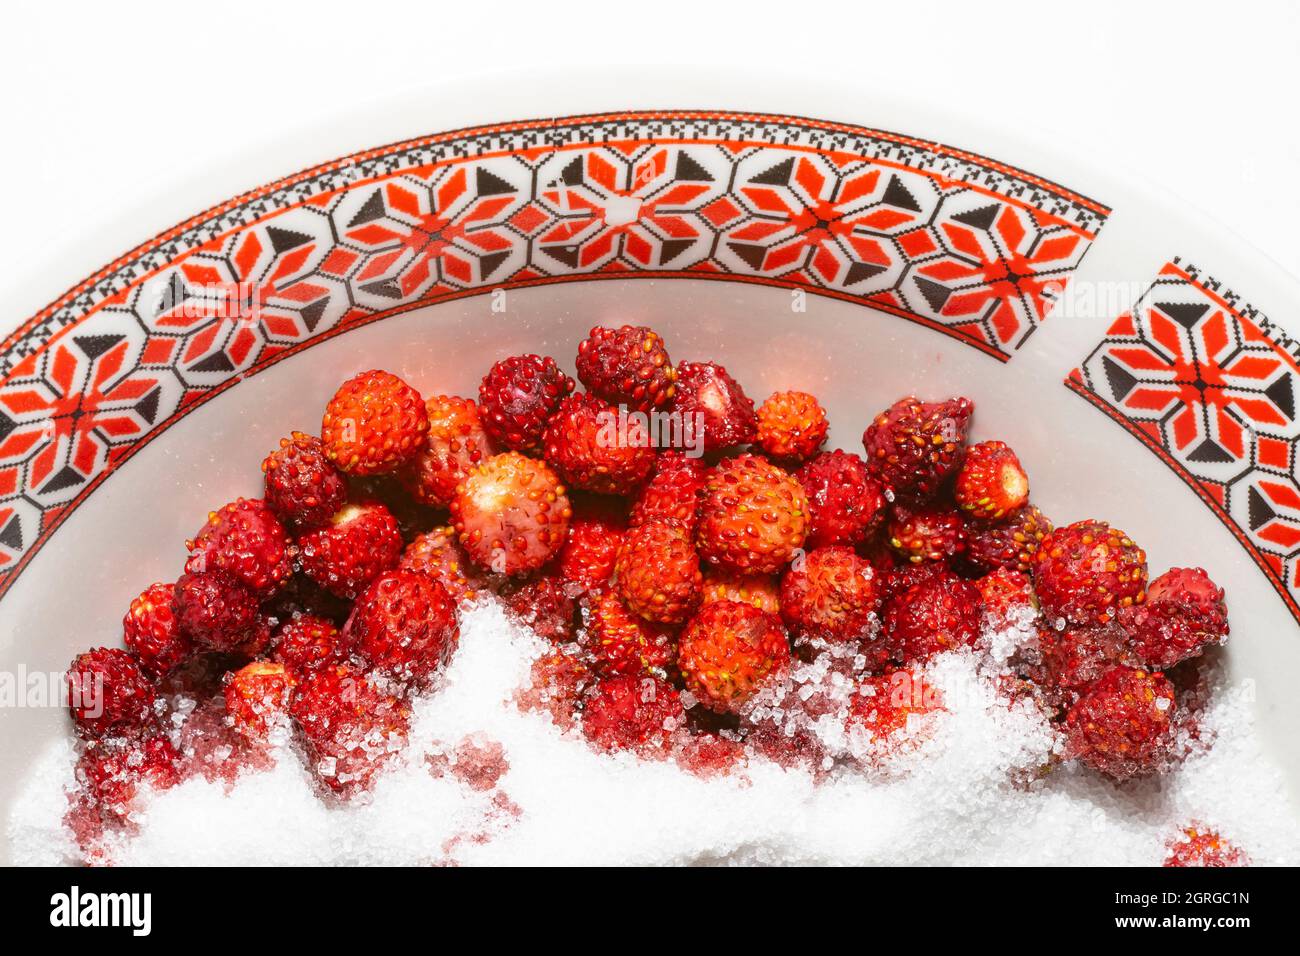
<box><xmin>62</xmin><ymin>324</ymin><xmax>1243</xmax><ymax>866</ymax></box>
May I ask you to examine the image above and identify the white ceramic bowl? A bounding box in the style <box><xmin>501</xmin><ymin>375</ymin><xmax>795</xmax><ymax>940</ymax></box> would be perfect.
<box><xmin>3</xmin><ymin>70</ymin><xmax>1299</xmax><ymax>862</ymax></box>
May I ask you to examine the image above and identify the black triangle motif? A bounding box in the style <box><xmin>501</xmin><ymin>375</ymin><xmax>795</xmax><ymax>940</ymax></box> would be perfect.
<box><xmin>0</xmin><ymin>514</ymin><xmax>21</xmax><ymax>551</ymax></box>
<box><xmin>73</xmin><ymin>334</ymin><xmax>123</xmax><ymax>361</ymax></box>
<box><xmin>191</xmin><ymin>351</ymin><xmax>236</xmax><ymax>373</ymax></box>
<box><xmin>660</xmin><ymin>239</ymin><xmax>693</xmax><ymax>265</ymax></box>
<box><xmin>476</xmin><ymin>168</ymin><xmax>515</xmax><ymax>197</ymax></box>
<box><xmin>1265</xmin><ymin>374</ymin><xmax>1295</xmax><ymax>421</ymax></box>
<box><xmin>360</xmin><ymin>278</ymin><xmax>402</xmax><ymax>299</ymax></box>
<box><xmin>542</xmin><ymin>245</ymin><xmax>580</xmax><ymax>269</ymax></box>
<box><xmin>1155</xmin><ymin>302</ymin><xmax>1210</xmax><ymax>330</ymax></box>
<box><xmin>845</xmin><ymin>261</ymin><xmax>887</xmax><ymax>286</ymax></box>
<box><xmin>1102</xmin><ymin>356</ymin><xmax>1139</xmax><ymax>402</ymax></box>
<box><xmin>952</xmin><ymin>205</ymin><xmax>999</xmax><ymax>230</ymax></box>
<box><xmin>1186</xmin><ymin>438</ymin><xmax>1235</xmax><ymax>463</ymax></box>
<box><xmin>727</xmin><ymin>243</ymin><xmax>767</xmax><ymax>271</ymax></box>
<box><xmin>41</xmin><ymin>465</ymin><xmax>86</xmax><ymax>495</ymax></box>
<box><xmin>674</xmin><ymin>153</ymin><xmax>713</xmax><ymax>182</ymax></box>
<box><xmin>750</xmin><ymin>158</ymin><xmax>795</xmax><ymax>186</ymax></box>
<box><xmin>266</xmin><ymin>226</ymin><xmax>313</xmax><ymax>255</ymax></box>
<box><xmin>559</xmin><ymin>157</ymin><xmax>584</xmax><ymax>187</ymax></box>
<box><xmin>914</xmin><ymin>277</ymin><xmax>951</xmax><ymax>312</ymax></box>
<box><xmin>0</xmin><ymin>411</ymin><xmax>15</xmax><ymax>443</ymax></box>
<box><xmin>151</xmin><ymin>271</ymin><xmax>192</xmax><ymax>317</ymax></box>
<box><xmin>1248</xmin><ymin>485</ymin><xmax>1278</xmax><ymax>531</ymax></box>
<box><xmin>881</xmin><ymin>175</ymin><xmax>922</xmax><ymax>212</ymax></box>
<box><xmin>300</xmin><ymin>299</ymin><xmax>328</xmax><ymax>333</ymax></box>
<box><xmin>348</xmin><ymin>191</ymin><xmax>386</xmax><ymax>227</ymax></box>
<box><xmin>134</xmin><ymin>388</ymin><xmax>161</xmax><ymax>425</ymax></box>
<box><xmin>480</xmin><ymin>251</ymin><xmax>510</xmax><ymax>281</ymax></box>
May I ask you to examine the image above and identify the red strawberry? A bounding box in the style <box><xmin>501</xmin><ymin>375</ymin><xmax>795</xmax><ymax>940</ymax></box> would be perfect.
<box><xmin>297</xmin><ymin>501</ymin><xmax>404</xmax><ymax>599</ymax></box>
<box><xmin>700</xmin><ymin>570</ymin><xmax>782</xmax><ymax>615</ymax></box>
<box><xmin>975</xmin><ymin>568</ymin><xmax>1039</xmax><ymax>631</ymax></box>
<box><xmin>887</xmin><ymin>503</ymin><xmax>966</xmax><ymax>563</ymax></box>
<box><xmin>1064</xmin><ymin>666</ymin><xmax>1176</xmax><ymax>779</ymax></box>
<box><xmin>862</xmin><ymin>396</ymin><xmax>973</xmax><ymax>501</ymax></box>
<box><xmin>582</xmin><ymin>674</ymin><xmax>684</xmax><ymax>754</ymax></box>
<box><xmin>779</xmin><ymin>546</ymin><xmax>881</xmax><ymax>643</ymax></box>
<box><xmin>224</xmin><ymin>661</ymin><xmax>297</xmax><ymax>741</ymax></box>
<box><xmin>122</xmin><ymin>582</ymin><xmax>192</xmax><ymax>677</ymax></box>
<box><xmin>849</xmin><ymin>668</ymin><xmax>943</xmax><ymax>744</ymax></box>
<box><xmin>1164</xmin><ymin>826</ymin><xmax>1249</xmax><ymax>867</ymax></box>
<box><xmin>517</xmin><ymin>646</ymin><xmax>593</xmax><ymax>731</ymax></box>
<box><xmin>1033</xmin><ymin>519</ymin><xmax>1148</xmax><ymax>625</ymax></box>
<box><xmin>73</xmin><ymin>732</ymin><xmax>179</xmax><ymax>822</ymax></box>
<box><xmin>575</xmin><ymin>324</ymin><xmax>677</xmax><ymax>411</ymax></box>
<box><xmin>271</xmin><ymin>615</ymin><xmax>343</xmax><ymax>675</ymax></box>
<box><xmin>478</xmin><ymin>354</ymin><xmax>574</xmax><ymax>452</ymax></box>
<box><xmin>615</xmin><ymin>522</ymin><xmax>703</xmax><ymax>624</ymax></box>
<box><xmin>500</xmin><ymin>570</ymin><xmax>580</xmax><ymax>643</ymax></box>
<box><xmin>1118</xmin><ymin>567</ymin><xmax>1228</xmax><ymax>670</ymax></box>
<box><xmin>66</xmin><ymin>648</ymin><xmax>158</xmax><ymax>739</ymax></box>
<box><xmin>677</xmin><ymin>600</ymin><xmax>790</xmax><ymax>713</ymax></box>
<box><xmin>965</xmin><ymin>503</ymin><xmax>1052</xmax><ymax>573</ymax></box>
<box><xmin>450</xmin><ymin>452</ymin><xmax>572</xmax><ymax>575</ymax></box>
<box><xmin>1038</xmin><ymin>621</ymin><xmax>1140</xmax><ymax>703</ymax></box>
<box><xmin>398</xmin><ymin>526</ymin><xmax>485</xmax><ymax>606</ymax></box>
<box><xmin>629</xmin><ymin>451</ymin><xmax>705</xmax><ymax>533</ymax></box>
<box><xmin>290</xmin><ymin>664</ymin><xmax>410</xmax><ymax>796</ymax></box>
<box><xmin>671</xmin><ymin>361</ymin><xmax>757</xmax><ymax>453</ymax></box>
<box><xmin>881</xmin><ymin>569</ymin><xmax>980</xmax><ymax>663</ymax></box>
<box><xmin>400</xmin><ymin>395</ymin><xmax>492</xmax><ymax>507</ymax></box>
<box><xmin>558</xmin><ymin>510</ymin><xmax>627</xmax><ymax>593</ymax></box>
<box><xmin>344</xmin><ymin>570</ymin><xmax>459</xmax><ymax>691</ymax></box>
<box><xmin>543</xmin><ymin>393</ymin><xmax>656</xmax><ymax>495</ymax></box>
<box><xmin>794</xmin><ymin>450</ymin><xmax>886</xmax><ymax>549</ymax></box>
<box><xmin>186</xmin><ymin>497</ymin><xmax>293</xmax><ymax>598</ymax></box>
<box><xmin>321</xmin><ymin>369</ymin><xmax>429</xmax><ymax>475</ymax></box>
<box><xmin>755</xmin><ymin>390</ymin><xmax>828</xmax><ymax>463</ymax></box>
<box><xmin>173</xmin><ymin>569</ymin><xmax>260</xmax><ymax>652</ymax></box>
<box><xmin>261</xmin><ymin>432</ymin><xmax>347</xmax><ymax>529</ymax></box>
<box><xmin>696</xmin><ymin>454</ymin><xmax>809</xmax><ymax>574</ymax></box>
<box><xmin>580</xmin><ymin>588</ymin><xmax>677</xmax><ymax>676</ymax></box>
<box><xmin>955</xmin><ymin>440</ymin><xmax>1029</xmax><ymax>520</ymax></box>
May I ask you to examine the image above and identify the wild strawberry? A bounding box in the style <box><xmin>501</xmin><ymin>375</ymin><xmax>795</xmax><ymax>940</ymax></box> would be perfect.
<box><xmin>701</xmin><ymin>570</ymin><xmax>781</xmax><ymax>614</ymax></box>
<box><xmin>1033</xmin><ymin>519</ymin><xmax>1148</xmax><ymax>625</ymax></box>
<box><xmin>848</xmin><ymin>668</ymin><xmax>943</xmax><ymax>744</ymax></box>
<box><xmin>73</xmin><ymin>732</ymin><xmax>179</xmax><ymax>820</ymax></box>
<box><xmin>271</xmin><ymin>615</ymin><xmax>343</xmax><ymax>675</ymax></box>
<box><xmin>543</xmin><ymin>393</ymin><xmax>656</xmax><ymax>495</ymax></box>
<box><xmin>629</xmin><ymin>450</ymin><xmax>705</xmax><ymax>532</ymax></box>
<box><xmin>400</xmin><ymin>395</ymin><xmax>492</xmax><ymax>507</ymax></box>
<box><xmin>696</xmin><ymin>454</ymin><xmax>809</xmax><ymax>574</ymax></box>
<box><xmin>1064</xmin><ymin>666</ymin><xmax>1176</xmax><ymax>779</ymax></box>
<box><xmin>575</xmin><ymin>324</ymin><xmax>676</xmax><ymax>411</ymax></box>
<box><xmin>398</xmin><ymin>526</ymin><xmax>485</xmax><ymax>606</ymax></box>
<box><xmin>321</xmin><ymin>369</ymin><xmax>429</xmax><ymax>475</ymax></box>
<box><xmin>290</xmin><ymin>664</ymin><xmax>410</xmax><ymax>796</ymax></box>
<box><xmin>451</xmin><ymin>451</ymin><xmax>571</xmax><ymax>575</ymax></box>
<box><xmin>794</xmin><ymin>450</ymin><xmax>886</xmax><ymax>549</ymax></box>
<box><xmin>881</xmin><ymin>569</ymin><xmax>980</xmax><ymax>663</ymax></box>
<box><xmin>185</xmin><ymin>497</ymin><xmax>293</xmax><ymax>598</ymax></box>
<box><xmin>955</xmin><ymin>440</ymin><xmax>1029</xmax><ymax>520</ymax></box>
<box><xmin>261</xmin><ymin>432</ymin><xmax>347</xmax><ymax>529</ymax></box>
<box><xmin>780</xmin><ymin>547</ymin><xmax>881</xmax><ymax>643</ymax></box>
<box><xmin>478</xmin><ymin>354</ymin><xmax>574</xmax><ymax>452</ymax></box>
<box><xmin>297</xmin><ymin>501</ymin><xmax>404</xmax><ymax>599</ymax></box>
<box><xmin>344</xmin><ymin>570</ymin><xmax>459</xmax><ymax>691</ymax></box>
<box><xmin>1037</xmin><ymin>620</ymin><xmax>1139</xmax><ymax>703</ymax></box>
<box><xmin>887</xmin><ymin>503</ymin><xmax>966</xmax><ymax>563</ymax></box>
<box><xmin>579</xmin><ymin>588</ymin><xmax>677</xmax><ymax>676</ymax></box>
<box><xmin>862</xmin><ymin>396</ymin><xmax>974</xmax><ymax>501</ymax></box>
<box><xmin>224</xmin><ymin>661</ymin><xmax>297</xmax><ymax>741</ymax></box>
<box><xmin>1118</xmin><ymin>567</ymin><xmax>1228</xmax><ymax>670</ymax></box>
<box><xmin>517</xmin><ymin>646</ymin><xmax>593</xmax><ymax>730</ymax></box>
<box><xmin>582</xmin><ymin>674</ymin><xmax>684</xmax><ymax>754</ymax></box>
<box><xmin>671</xmin><ymin>361</ymin><xmax>757</xmax><ymax>453</ymax></box>
<box><xmin>558</xmin><ymin>510</ymin><xmax>627</xmax><ymax>593</ymax></box>
<box><xmin>615</xmin><ymin>522</ymin><xmax>703</xmax><ymax>624</ymax></box>
<box><xmin>966</xmin><ymin>503</ymin><xmax>1052</xmax><ymax>573</ymax></box>
<box><xmin>677</xmin><ymin>600</ymin><xmax>790</xmax><ymax>713</ymax></box>
<box><xmin>755</xmin><ymin>391</ymin><xmax>828</xmax><ymax>463</ymax></box>
<box><xmin>122</xmin><ymin>582</ymin><xmax>192</xmax><ymax>677</ymax></box>
<box><xmin>173</xmin><ymin>569</ymin><xmax>259</xmax><ymax>652</ymax></box>
<box><xmin>975</xmin><ymin>568</ymin><xmax>1039</xmax><ymax>631</ymax></box>
<box><xmin>66</xmin><ymin>648</ymin><xmax>158</xmax><ymax>739</ymax></box>
<box><xmin>500</xmin><ymin>570</ymin><xmax>579</xmax><ymax>643</ymax></box>
<box><xmin>1164</xmin><ymin>826</ymin><xmax>1249</xmax><ymax>867</ymax></box>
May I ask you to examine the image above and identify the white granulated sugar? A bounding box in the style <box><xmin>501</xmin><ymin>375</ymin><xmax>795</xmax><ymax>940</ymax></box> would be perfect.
<box><xmin>8</xmin><ymin>601</ymin><xmax>1300</xmax><ymax>866</ymax></box>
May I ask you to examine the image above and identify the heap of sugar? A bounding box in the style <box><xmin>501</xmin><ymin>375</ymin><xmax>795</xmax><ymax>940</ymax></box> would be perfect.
<box><xmin>8</xmin><ymin>601</ymin><xmax>1299</xmax><ymax>866</ymax></box>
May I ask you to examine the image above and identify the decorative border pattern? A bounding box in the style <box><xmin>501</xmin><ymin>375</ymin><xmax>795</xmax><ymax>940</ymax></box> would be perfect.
<box><xmin>0</xmin><ymin>110</ymin><xmax>1109</xmax><ymax>599</ymax></box>
<box><xmin>1068</xmin><ymin>258</ymin><xmax>1300</xmax><ymax>622</ymax></box>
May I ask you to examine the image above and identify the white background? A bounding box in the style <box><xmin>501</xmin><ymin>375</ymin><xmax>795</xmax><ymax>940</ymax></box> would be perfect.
<box><xmin>1</xmin><ymin>0</ymin><xmax>1297</xmax><ymax>321</ymax></box>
